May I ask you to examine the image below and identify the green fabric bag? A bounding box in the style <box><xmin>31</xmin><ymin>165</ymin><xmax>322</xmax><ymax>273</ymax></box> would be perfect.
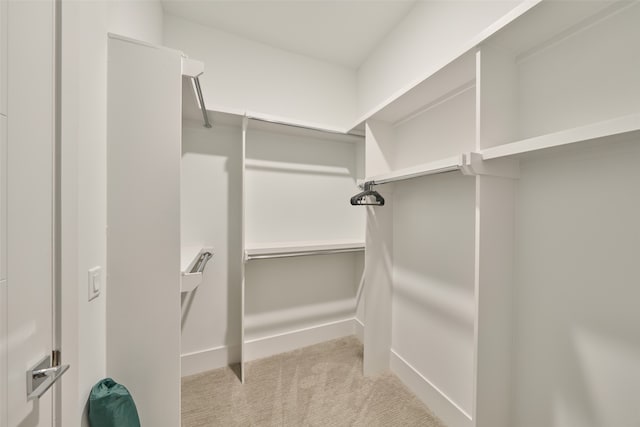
<box><xmin>88</xmin><ymin>378</ymin><xmax>141</xmax><ymax>427</ymax></box>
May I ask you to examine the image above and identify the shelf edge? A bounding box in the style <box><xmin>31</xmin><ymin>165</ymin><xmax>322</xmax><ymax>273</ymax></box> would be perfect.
<box><xmin>481</xmin><ymin>113</ymin><xmax>640</xmax><ymax>160</ymax></box>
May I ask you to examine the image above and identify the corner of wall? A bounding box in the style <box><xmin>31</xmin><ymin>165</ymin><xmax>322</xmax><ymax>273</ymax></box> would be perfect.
<box><xmin>108</xmin><ymin>0</ymin><xmax>164</xmax><ymax>45</ymax></box>
<box><xmin>356</xmin><ymin>0</ymin><xmax>525</xmax><ymax>119</ymax></box>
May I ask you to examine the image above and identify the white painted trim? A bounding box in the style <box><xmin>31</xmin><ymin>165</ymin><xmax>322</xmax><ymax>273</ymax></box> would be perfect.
<box><xmin>107</xmin><ymin>32</ymin><xmax>184</xmax><ymax>56</ymax></box>
<box><xmin>0</xmin><ymin>279</ymin><xmax>6</xmax><ymax>427</ymax></box>
<box><xmin>181</xmin><ymin>57</ymin><xmax>203</xmax><ymax>78</ymax></box>
<box><xmin>354</xmin><ymin>318</ymin><xmax>364</xmax><ymax>343</ymax></box>
<box><xmin>246</xmin><ymin>109</ymin><xmax>350</xmax><ymax>135</ymax></box>
<box><xmin>182</xmin><ymin>319</ymin><xmax>360</xmax><ymax>377</ymax></box>
<box><xmin>244</xmin><ymin>318</ymin><xmax>356</xmax><ymax>362</ymax></box>
<box><xmin>390</xmin><ymin>350</ymin><xmax>472</xmax><ymax>427</ymax></box>
<box><xmin>481</xmin><ymin>113</ymin><xmax>640</xmax><ymax>160</ymax></box>
<box><xmin>181</xmin><ymin>344</ymin><xmax>241</xmax><ymax>378</ymax></box>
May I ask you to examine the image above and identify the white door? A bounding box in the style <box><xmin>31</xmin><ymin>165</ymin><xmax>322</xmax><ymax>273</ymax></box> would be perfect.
<box><xmin>3</xmin><ymin>1</ymin><xmax>65</xmax><ymax>426</ymax></box>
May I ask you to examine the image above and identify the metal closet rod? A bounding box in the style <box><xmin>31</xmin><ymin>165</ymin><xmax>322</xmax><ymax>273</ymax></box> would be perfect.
<box><xmin>192</xmin><ymin>76</ymin><xmax>212</xmax><ymax>128</ymax></box>
<box><xmin>246</xmin><ymin>247</ymin><xmax>363</xmax><ymax>261</ymax></box>
<box><xmin>366</xmin><ymin>164</ymin><xmax>461</xmax><ymax>187</ymax></box>
<box><xmin>191</xmin><ymin>252</ymin><xmax>213</xmax><ymax>274</ymax></box>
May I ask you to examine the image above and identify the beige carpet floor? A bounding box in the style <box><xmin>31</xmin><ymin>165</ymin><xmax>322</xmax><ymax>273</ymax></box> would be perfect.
<box><xmin>181</xmin><ymin>336</ymin><xmax>446</xmax><ymax>426</ymax></box>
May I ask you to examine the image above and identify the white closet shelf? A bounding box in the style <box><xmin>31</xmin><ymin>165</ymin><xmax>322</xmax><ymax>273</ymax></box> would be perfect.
<box><xmin>244</xmin><ymin>240</ymin><xmax>365</xmax><ymax>261</ymax></box>
<box><xmin>348</xmin><ymin>1</ymin><xmax>542</xmax><ymax>130</ymax></box>
<box><xmin>350</xmin><ymin>1</ymin><xmax>629</xmax><ymax>131</ymax></box>
<box><xmin>366</xmin><ymin>155</ymin><xmax>464</xmax><ymax>185</ymax></box>
<box><xmin>485</xmin><ymin>1</ymin><xmax>627</xmax><ymax>59</ymax></box>
<box><xmin>481</xmin><ymin>113</ymin><xmax>640</xmax><ymax>160</ymax></box>
<box><xmin>369</xmin><ymin>52</ymin><xmax>476</xmax><ymax>125</ymax></box>
<box><xmin>181</xmin><ymin>246</ymin><xmax>214</xmax><ymax>293</ymax></box>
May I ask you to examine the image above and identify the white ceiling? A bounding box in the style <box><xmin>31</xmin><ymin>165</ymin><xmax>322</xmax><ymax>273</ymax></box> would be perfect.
<box><xmin>161</xmin><ymin>0</ymin><xmax>417</xmax><ymax>68</ymax></box>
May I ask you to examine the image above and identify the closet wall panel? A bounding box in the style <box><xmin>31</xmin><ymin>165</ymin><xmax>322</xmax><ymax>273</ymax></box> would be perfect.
<box><xmin>107</xmin><ymin>36</ymin><xmax>182</xmax><ymax>427</ymax></box>
<box><xmin>243</xmin><ymin>120</ymin><xmax>365</xmax><ymax>366</ymax></box>
<box><xmin>180</xmin><ymin>121</ymin><xmax>243</xmax><ymax>374</ymax></box>
<box><xmin>512</xmin><ymin>138</ymin><xmax>640</xmax><ymax>427</ymax></box>
<box><xmin>516</xmin><ymin>2</ymin><xmax>640</xmax><ymax>140</ymax></box>
<box><xmin>0</xmin><ymin>116</ymin><xmax>5</xmax><ymax>427</ymax></box>
<box><xmin>245</xmin><ymin>127</ymin><xmax>364</xmax><ymax>245</ymax></box>
<box><xmin>392</xmin><ymin>173</ymin><xmax>476</xmax><ymax>418</ymax></box>
<box><xmin>394</xmin><ymin>87</ymin><xmax>475</xmax><ymax>169</ymax></box>
<box><xmin>244</xmin><ymin>252</ymin><xmax>362</xmax><ymax>360</ymax></box>
<box><xmin>0</xmin><ymin>0</ymin><xmax>5</xmax><ymax>116</ymax></box>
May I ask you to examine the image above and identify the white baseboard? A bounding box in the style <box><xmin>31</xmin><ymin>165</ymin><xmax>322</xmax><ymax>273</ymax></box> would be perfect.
<box><xmin>390</xmin><ymin>350</ymin><xmax>472</xmax><ymax>427</ymax></box>
<box><xmin>181</xmin><ymin>318</ymin><xmax>359</xmax><ymax>377</ymax></box>
<box><xmin>244</xmin><ymin>318</ymin><xmax>356</xmax><ymax>362</ymax></box>
<box><xmin>354</xmin><ymin>318</ymin><xmax>364</xmax><ymax>343</ymax></box>
<box><xmin>181</xmin><ymin>344</ymin><xmax>240</xmax><ymax>378</ymax></box>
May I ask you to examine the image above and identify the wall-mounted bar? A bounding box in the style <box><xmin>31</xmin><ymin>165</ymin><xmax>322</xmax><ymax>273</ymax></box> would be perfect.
<box><xmin>181</xmin><ymin>247</ymin><xmax>214</xmax><ymax>293</ymax></box>
<box><xmin>351</xmin><ymin>156</ymin><xmax>467</xmax><ymax>207</ymax></box>
<box><xmin>246</xmin><ymin>247</ymin><xmax>363</xmax><ymax>261</ymax></box>
<box><xmin>192</xmin><ymin>76</ymin><xmax>212</xmax><ymax>128</ymax></box>
<box><xmin>354</xmin><ymin>152</ymin><xmax>518</xmax><ymax>199</ymax></box>
<box><xmin>245</xmin><ymin>240</ymin><xmax>365</xmax><ymax>261</ymax></box>
<box><xmin>372</xmin><ymin>164</ymin><xmax>460</xmax><ymax>185</ymax></box>
<box><xmin>190</xmin><ymin>251</ymin><xmax>212</xmax><ymax>273</ymax></box>
<box><xmin>363</xmin><ymin>155</ymin><xmax>465</xmax><ymax>189</ymax></box>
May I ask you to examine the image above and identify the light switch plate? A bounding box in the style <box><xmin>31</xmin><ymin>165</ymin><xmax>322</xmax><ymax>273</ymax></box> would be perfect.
<box><xmin>88</xmin><ymin>266</ymin><xmax>101</xmax><ymax>301</ymax></box>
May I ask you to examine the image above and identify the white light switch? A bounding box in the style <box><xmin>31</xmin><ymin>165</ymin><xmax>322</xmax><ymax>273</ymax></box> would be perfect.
<box><xmin>88</xmin><ymin>266</ymin><xmax>101</xmax><ymax>301</ymax></box>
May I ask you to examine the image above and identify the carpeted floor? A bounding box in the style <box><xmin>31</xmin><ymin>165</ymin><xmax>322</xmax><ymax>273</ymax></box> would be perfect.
<box><xmin>181</xmin><ymin>336</ymin><xmax>446</xmax><ymax>426</ymax></box>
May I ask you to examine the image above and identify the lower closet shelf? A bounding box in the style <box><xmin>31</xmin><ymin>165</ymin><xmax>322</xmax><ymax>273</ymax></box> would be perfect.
<box><xmin>244</xmin><ymin>240</ymin><xmax>365</xmax><ymax>261</ymax></box>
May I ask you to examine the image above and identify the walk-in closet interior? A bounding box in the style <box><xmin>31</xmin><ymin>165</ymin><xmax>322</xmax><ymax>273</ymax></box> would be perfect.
<box><xmin>1</xmin><ymin>0</ymin><xmax>639</xmax><ymax>426</ymax></box>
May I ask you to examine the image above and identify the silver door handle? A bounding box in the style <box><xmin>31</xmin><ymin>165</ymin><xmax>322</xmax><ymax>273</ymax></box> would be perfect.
<box><xmin>27</xmin><ymin>355</ymin><xmax>70</xmax><ymax>400</ymax></box>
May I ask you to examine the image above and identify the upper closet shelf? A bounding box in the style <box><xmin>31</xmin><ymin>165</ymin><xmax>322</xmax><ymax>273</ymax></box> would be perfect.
<box><xmin>484</xmin><ymin>0</ymin><xmax>626</xmax><ymax>59</ymax></box>
<box><xmin>245</xmin><ymin>240</ymin><xmax>364</xmax><ymax>261</ymax></box>
<box><xmin>367</xmin><ymin>52</ymin><xmax>476</xmax><ymax>126</ymax></box>
<box><xmin>246</xmin><ymin>115</ymin><xmax>364</xmax><ymax>143</ymax></box>
<box><xmin>349</xmin><ymin>1</ymin><xmax>542</xmax><ymax>129</ymax></box>
<box><xmin>350</xmin><ymin>0</ymin><xmax>628</xmax><ymax>131</ymax></box>
<box><xmin>481</xmin><ymin>114</ymin><xmax>640</xmax><ymax>160</ymax></box>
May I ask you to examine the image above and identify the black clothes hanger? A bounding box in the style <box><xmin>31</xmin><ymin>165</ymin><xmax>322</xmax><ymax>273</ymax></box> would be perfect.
<box><xmin>350</xmin><ymin>182</ymin><xmax>385</xmax><ymax>206</ymax></box>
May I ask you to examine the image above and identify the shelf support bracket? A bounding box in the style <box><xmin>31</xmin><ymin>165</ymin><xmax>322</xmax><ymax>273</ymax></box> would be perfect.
<box><xmin>461</xmin><ymin>152</ymin><xmax>520</xmax><ymax>179</ymax></box>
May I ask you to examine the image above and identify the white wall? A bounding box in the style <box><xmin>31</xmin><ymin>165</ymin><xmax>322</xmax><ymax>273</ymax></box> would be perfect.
<box><xmin>392</xmin><ymin>173</ymin><xmax>476</xmax><ymax>418</ymax></box>
<box><xmin>163</xmin><ymin>13</ymin><xmax>357</xmax><ymax>132</ymax></box>
<box><xmin>512</xmin><ymin>138</ymin><xmax>640</xmax><ymax>427</ymax></box>
<box><xmin>356</xmin><ymin>0</ymin><xmax>522</xmax><ymax>121</ymax></box>
<box><xmin>244</xmin><ymin>127</ymin><xmax>364</xmax><ymax>244</ymax></box>
<box><xmin>180</xmin><ymin>118</ymin><xmax>365</xmax><ymax>375</ymax></box>
<box><xmin>60</xmin><ymin>2</ymin><xmax>163</xmax><ymax>426</ymax></box>
<box><xmin>0</xmin><ymin>2</ymin><xmax>6</xmax><ymax>418</ymax></box>
<box><xmin>180</xmin><ymin>120</ymin><xmax>243</xmax><ymax>375</ymax></box>
<box><xmin>244</xmin><ymin>254</ymin><xmax>361</xmax><ymax>342</ymax></box>
<box><xmin>516</xmin><ymin>2</ymin><xmax>640</xmax><ymax>140</ymax></box>
<box><xmin>107</xmin><ymin>35</ymin><xmax>182</xmax><ymax>427</ymax></box>
<box><xmin>108</xmin><ymin>0</ymin><xmax>163</xmax><ymax>45</ymax></box>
